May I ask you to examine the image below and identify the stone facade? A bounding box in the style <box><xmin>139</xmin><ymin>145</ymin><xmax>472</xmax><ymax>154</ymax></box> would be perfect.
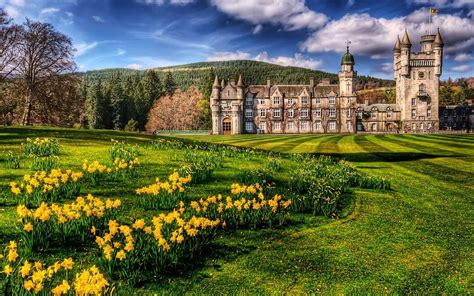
<box><xmin>211</xmin><ymin>30</ymin><xmax>445</xmax><ymax>135</ymax></box>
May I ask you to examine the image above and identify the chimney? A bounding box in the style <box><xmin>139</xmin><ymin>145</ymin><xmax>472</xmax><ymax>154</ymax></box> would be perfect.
<box><xmin>267</xmin><ymin>79</ymin><xmax>271</xmax><ymax>87</ymax></box>
<box><xmin>365</xmin><ymin>99</ymin><xmax>369</xmax><ymax>106</ymax></box>
<box><xmin>310</xmin><ymin>77</ymin><xmax>314</xmax><ymax>88</ymax></box>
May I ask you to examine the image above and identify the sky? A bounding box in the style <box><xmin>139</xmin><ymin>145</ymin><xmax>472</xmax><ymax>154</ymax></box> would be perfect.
<box><xmin>1</xmin><ymin>0</ymin><xmax>473</xmax><ymax>79</ymax></box>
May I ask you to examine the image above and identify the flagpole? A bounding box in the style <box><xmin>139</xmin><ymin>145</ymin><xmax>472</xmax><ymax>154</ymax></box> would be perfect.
<box><xmin>429</xmin><ymin>7</ymin><xmax>432</xmax><ymax>34</ymax></box>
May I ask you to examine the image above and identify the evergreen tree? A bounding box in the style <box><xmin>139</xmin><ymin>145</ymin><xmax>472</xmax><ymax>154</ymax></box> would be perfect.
<box><xmin>198</xmin><ymin>67</ymin><xmax>214</xmax><ymax>129</ymax></box>
<box><xmin>123</xmin><ymin>75</ymin><xmax>137</xmax><ymax>124</ymax></box>
<box><xmin>109</xmin><ymin>74</ymin><xmax>127</xmax><ymax>130</ymax></box>
<box><xmin>164</xmin><ymin>71</ymin><xmax>176</xmax><ymax>95</ymax></box>
<box><xmin>137</xmin><ymin>70</ymin><xmax>162</xmax><ymax>130</ymax></box>
<box><xmin>85</xmin><ymin>79</ymin><xmax>107</xmax><ymax>129</ymax></box>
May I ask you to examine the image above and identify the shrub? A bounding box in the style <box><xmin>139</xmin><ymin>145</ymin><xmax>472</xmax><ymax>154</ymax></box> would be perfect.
<box><xmin>22</xmin><ymin>137</ymin><xmax>60</xmax><ymax>157</ymax></box>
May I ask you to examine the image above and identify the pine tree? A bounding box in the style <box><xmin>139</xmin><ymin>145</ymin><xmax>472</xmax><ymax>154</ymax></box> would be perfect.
<box><xmin>164</xmin><ymin>71</ymin><xmax>176</xmax><ymax>96</ymax></box>
<box><xmin>109</xmin><ymin>74</ymin><xmax>127</xmax><ymax>130</ymax></box>
<box><xmin>85</xmin><ymin>79</ymin><xmax>107</xmax><ymax>129</ymax></box>
<box><xmin>137</xmin><ymin>70</ymin><xmax>162</xmax><ymax>130</ymax></box>
<box><xmin>198</xmin><ymin>67</ymin><xmax>214</xmax><ymax>129</ymax></box>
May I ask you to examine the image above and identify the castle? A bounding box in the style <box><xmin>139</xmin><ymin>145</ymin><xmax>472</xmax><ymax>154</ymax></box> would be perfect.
<box><xmin>211</xmin><ymin>30</ymin><xmax>444</xmax><ymax>135</ymax></box>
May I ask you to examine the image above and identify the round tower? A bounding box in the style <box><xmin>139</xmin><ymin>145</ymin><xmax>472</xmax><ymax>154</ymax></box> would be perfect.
<box><xmin>400</xmin><ymin>30</ymin><xmax>411</xmax><ymax>76</ymax></box>
<box><xmin>433</xmin><ymin>29</ymin><xmax>444</xmax><ymax>76</ymax></box>
<box><xmin>339</xmin><ymin>45</ymin><xmax>356</xmax><ymax>97</ymax></box>
<box><xmin>211</xmin><ymin>75</ymin><xmax>221</xmax><ymax>135</ymax></box>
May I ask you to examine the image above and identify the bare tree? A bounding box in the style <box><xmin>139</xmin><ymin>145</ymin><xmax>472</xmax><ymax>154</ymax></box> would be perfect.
<box><xmin>0</xmin><ymin>9</ymin><xmax>21</xmax><ymax>82</ymax></box>
<box><xmin>12</xmin><ymin>19</ymin><xmax>76</xmax><ymax>125</ymax></box>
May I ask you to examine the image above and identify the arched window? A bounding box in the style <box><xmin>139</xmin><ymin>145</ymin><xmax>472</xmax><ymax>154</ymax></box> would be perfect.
<box><xmin>371</xmin><ymin>108</ymin><xmax>377</xmax><ymax>119</ymax></box>
<box><xmin>419</xmin><ymin>83</ymin><xmax>426</xmax><ymax>94</ymax></box>
<box><xmin>371</xmin><ymin>123</ymin><xmax>377</xmax><ymax>131</ymax></box>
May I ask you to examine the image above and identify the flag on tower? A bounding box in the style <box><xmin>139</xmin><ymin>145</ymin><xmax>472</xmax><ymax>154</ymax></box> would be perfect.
<box><xmin>431</xmin><ymin>8</ymin><xmax>439</xmax><ymax>14</ymax></box>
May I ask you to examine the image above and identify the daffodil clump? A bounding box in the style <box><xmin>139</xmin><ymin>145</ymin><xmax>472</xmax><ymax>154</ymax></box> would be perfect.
<box><xmin>0</xmin><ymin>241</ymin><xmax>110</xmax><ymax>295</ymax></box>
<box><xmin>178</xmin><ymin>150</ymin><xmax>223</xmax><ymax>183</ymax></box>
<box><xmin>22</xmin><ymin>137</ymin><xmax>61</xmax><ymax>157</ymax></box>
<box><xmin>82</xmin><ymin>158</ymin><xmax>141</xmax><ymax>186</ymax></box>
<box><xmin>189</xmin><ymin>183</ymin><xmax>292</xmax><ymax>229</ymax></box>
<box><xmin>109</xmin><ymin>139</ymin><xmax>139</xmax><ymax>163</ymax></box>
<box><xmin>94</xmin><ymin>212</ymin><xmax>221</xmax><ymax>284</ymax></box>
<box><xmin>9</xmin><ymin>169</ymin><xmax>83</xmax><ymax>206</ymax></box>
<box><xmin>135</xmin><ymin>171</ymin><xmax>192</xmax><ymax>209</ymax></box>
<box><xmin>17</xmin><ymin>195</ymin><xmax>122</xmax><ymax>253</ymax></box>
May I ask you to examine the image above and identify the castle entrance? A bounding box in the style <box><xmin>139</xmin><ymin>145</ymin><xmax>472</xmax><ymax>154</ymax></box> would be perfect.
<box><xmin>223</xmin><ymin>118</ymin><xmax>232</xmax><ymax>135</ymax></box>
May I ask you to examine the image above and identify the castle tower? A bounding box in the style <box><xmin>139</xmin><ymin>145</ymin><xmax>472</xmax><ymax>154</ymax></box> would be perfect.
<box><xmin>210</xmin><ymin>75</ymin><xmax>221</xmax><ymax>135</ymax></box>
<box><xmin>339</xmin><ymin>44</ymin><xmax>357</xmax><ymax>133</ymax></box>
<box><xmin>395</xmin><ymin>29</ymin><xmax>443</xmax><ymax>133</ymax></box>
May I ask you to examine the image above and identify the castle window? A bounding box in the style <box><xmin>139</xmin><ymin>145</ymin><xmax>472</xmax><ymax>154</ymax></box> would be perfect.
<box><xmin>427</xmin><ymin>109</ymin><xmax>432</xmax><ymax>118</ymax></box>
<box><xmin>315</xmin><ymin>121</ymin><xmax>321</xmax><ymax>130</ymax></box>
<box><xmin>288</xmin><ymin>122</ymin><xmax>295</xmax><ymax>131</ymax></box>
<box><xmin>273</xmin><ymin>122</ymin><xmax>281</xmax><ymax>131</ymax></box>
<box><xmin>301</xmin><ymin>109</ymin><xmax>309</xmax><ymax>118</ymax></box>
<box><xmin>371</xmin><ymin>123</ymin><xmax>377</xmax><ymax>132</ymax></box>
<box><xmin>288</xmin><ymin>98</ymin><xmax>294</xmax><ymax>105</ymax></box>
<box><xmin>288</xmin><ymin>109</ymin><xmax>294</xmax><ymax>117</ymax></box>
<box><xmin>245</xmin><ymin>109</ymin><xmax>253</xmax><ymax>117</ymax></box>
<box><xmin>427</xmin><ymin>97</ymin><xmax>432</xmax><ymax>105</ymax></box>
<box><xmin>412</xmin><ymin>123</ymin><xmax>417</xmax><ymax>130</ymax></box>
<box><xmin>245</xmin><ymin>98</ymin><xmax>253</xmax><ymax>106</ymax></box>
<box><xmin>412</xmin><ymin>109</ymin><xmax>416</xmax><ymax>119</ymax></box>
<box><xmin>357</xmin><ymin>109</ymin><xmax>363</xmax><ymax>119</ymax></box>
<box><xmin>259</xmin><ymin>122</ymin><xmax>266</xmax><ymax>132</ymax></box>
<box><xmin>300</xmin><ymin>121</ymin><xmax>308</xmax><ymax>131</ymax></box>
<box><xmin>371</xmin><ymin>109</ymin><xmax>377</xmax><ymax>119</ymax></box>
<box><xmin>315</xmin><ymin>98</ymin><xmax>321</xmax><ymax>104</ymax></box>
<box><xmin>411</xmin><ymin>98</ymin><xmax>416</xmax><ymax>106</ymax></box>
<box><xmin>329</xmin><ymin>121</ymin><xmax>336</xmax><ymax>130</ymax></box>
<box><xmin>419</xmin><ymin>72</ymin><xmax>425</xmax><ymax>79</ymax></box>
<box><xmin>259</xmin><ymin>99</ymin><xmax>265</xmax><ymax>105</ymax></box>
<box><xmin>273</xmin><ymin>97</ymin><xmax>280</xmax><ymax>105</ymax></box>
<box><xmin>315</xmin><ymin>108</ymin><xmax>322</xmax><ymax>117</ymax></box>
<box><xmin>346</xmin><ymin>83</ymin><xmax>350</xmax><ymax>93</ymax></box>
<box><xmin>273</xmin><ymin>109</ymin><xmax>281</xmax><ymax>118</ymax></box>
<box><xmin>259</xmin><ymin>109</ymin><xmax>266</xmax><ymax>117</ymax></box>
<box><xmin>245</xmin><ymin>122</ymin><xmax>253</xmax><ymax>131</ymax></box>
<box><xmin>387</xmin><ymin>110</ymin><xmax>393</xmax><ymax>119</ymax></box>
<box><xmin>419</xmin><ymin>84</ymin><xmax>426</xmax><ymax>95</ymax></box>
<box><xmin>346</xmin><ymin>122</ymin><xmax>352</xmax><ymax>130</ymax></box>
<box><xmin>346</xmin><ymin>109</ymin><xmax>351</xmax><ymax>117</ymax></box>
<box><xmin>329</xmin><ymin>108</ymin><xmax>336</xmax><ymax>117</ymax></box>
<box><xmin>428</xmin><ymin>71</ymin><xmax>431</xmax><ymax>79</ymax></box>
<box><xmin>329</xmin><ymin>97</ymin><xmax>336</xmax><ymax>104</ymax></box>
<box><xmin>301</xmin><ymin>96</ymin><xmax>309</xmax><ymax>104</ymax></box>
<box><xmin>427</xmin><ymin>122</ymin><xmax>432</xmax><ymax>129</ymax></box>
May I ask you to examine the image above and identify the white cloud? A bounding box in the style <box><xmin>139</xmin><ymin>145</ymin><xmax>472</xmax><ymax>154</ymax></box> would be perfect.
<box><xmin>92</xmin><ymin>15</ymin><xmax>106</xmax><ymax>23</ymax></box>
<box><xmin>207</xmin><ymin>51</ymin><xmax>251</xmax><ymax>61</ymax></box>
<box><xmin>450</xmin><ymin>64</ymin><xmax>473</xmax><ymax>72</ymax></box>
<box><xmin>300</xmin><ymin>9</ymin><xmax>474</xmax><ymax>59</ymax></box>
<box><xmin>252</xmin><ymin>24</ymin><xmax>262</xmax><ymax>34</ymax></box>
<box><xmin>408</xmin><ymin>0</ymin><xmax>474</xmax><ymax>8</ymax></box>
<box><xmin>453</xmin><ymin>53</ymin><xmax>473</xmax><ymax>61</ymax></box>
<box><xmin>207</xmin><ymin>50</ymin><xmax>322</xmax><ymax>70</ymax></box>
<box><xmin>135</xmin><ymin>0</ymin><xmax>195</xmax><ymax>5</ymax></box>
<box><xmin>75</xmin><ymin>42</ymin><xmax>99</xmax><ymax>57</ymax></box>
<box><xmin>116</xmin><ymin>49</ymin><xmax>126</xmax><ymax>56</ymax></box>
<box><xmin>210</xmin><ymin>0</ymin><xmax>328</xmax><ymax>31</ymax></box>
<box><xmin>9</xmin><ymin>0</ymin><xmax>26</xmax><ymax>7</ymax></box>
<box><xmin>127</xmin><ymin>63</ymin><xmax>143</xmax><ymax>70</ymax></box>
<box><xmin>40</xmin><ymin>7</ymin><xmax>60</xmax><ymax>15</ymax></box>
<box><xmin>347</xmin><ymin>0</ymin><xmax>355</xmax><ymax>7</ymax></box>
<box><xmin>380</xmin><ymin>62</ymin><xmax>393</xmax><ymax>74</ymax></box>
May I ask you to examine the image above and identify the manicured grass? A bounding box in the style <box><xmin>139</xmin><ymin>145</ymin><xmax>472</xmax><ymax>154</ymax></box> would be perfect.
<box><xmin>1</xmin><ymin>127</ymin><xmax>473</xmax><ymax>294</ymax></box>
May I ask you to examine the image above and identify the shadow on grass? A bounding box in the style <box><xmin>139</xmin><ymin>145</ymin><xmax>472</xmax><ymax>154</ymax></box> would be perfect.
<box><xmin>308</xmin><ymin>152</ymin><xmax>465</xmax><ymax>163</ymax></box>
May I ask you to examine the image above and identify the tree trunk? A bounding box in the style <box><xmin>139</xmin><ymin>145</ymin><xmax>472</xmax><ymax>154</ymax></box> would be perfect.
<box><xmin>21</xmin><ymin>92</ymin><xmax>32</xmax><ymax>125</ymax></box>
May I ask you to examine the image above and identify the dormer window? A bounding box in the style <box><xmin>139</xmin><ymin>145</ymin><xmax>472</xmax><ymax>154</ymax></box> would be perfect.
<box><xmin>301</xmin><ymin>96</ymin><xmax>309</xmax><ymax>104</ymax></box>
<box><xmin>371</xmin><ymin>108</ymin><xmax>377</xmax><ymax>119</ymax></box>
<box><xmin>329</xmin><ymin>97</ymin><xmax>336</xmax><ymax>104</ymax></box>
<box><xmin>288</xmin><ymin>98</ymin><xmax>293</xmax><ymax>105</ymax></box>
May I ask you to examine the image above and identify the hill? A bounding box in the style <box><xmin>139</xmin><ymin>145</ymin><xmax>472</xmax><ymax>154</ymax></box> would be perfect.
<box><xmin>82</xmin><ymin>60</ymin><xmax>394</xmax><ymax>90</ymax></box>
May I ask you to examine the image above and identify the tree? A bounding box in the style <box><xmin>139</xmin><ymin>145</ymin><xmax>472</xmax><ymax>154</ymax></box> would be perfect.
<box><xmin>85</xmin><ymin>79</ymin><xmax>107</xmax><ymax>129</ymax></box>
<box><xmin>164</xmin><ymin>71</ymin><xmax>176</xmax><ymax>95</ymax></box>
<box><xmin>109</xmin><ymin>74</ymin><xmax>127</xmax><ymax>130</ymax></box>
<box><xmin>0</xmin><ymin>8</ymin><xmax>21</xmax><ymax>82</ymax></box>
<box><xmin>11</xmin><ymin>19</ymin><xmax>76</xmax><ymax>125</ymax></box>
<box><xmin>137</xmin><ymin>70</ymin><xmax>162</xmax><ymax>130</ymax></box>
<box><xmin>198</xmin><ymin>67</ymin><xmax>214</xmax><ymax>129</ymax></box>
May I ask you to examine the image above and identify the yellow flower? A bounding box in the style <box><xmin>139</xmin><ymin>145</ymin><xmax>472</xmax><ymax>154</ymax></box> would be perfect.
<box><xmin>61</xmin><ymin>258</ymin><xmax>74</xmax><ymax>270</ymax></box>
<box><xmin>7</xmin><ymin>249</ymin><xmax>18</xmax><ymax>262</ymax></box>
<box><xmin>24</xmin><ymin>280</ymin><xmax>35</xmax><ymax>291</ymax></box>
<box><xmin>51</xmin><ymin>280</ymin><xmax>70</xmax><ymax>296</ymax></box>
<box><xmin>116</xmin><ymin>250</ymin><xmax>126</xmax><ymax>261</ymax></box>
<box><xmin>90</xmin><ymin>226</ymin><xmax>97</xmax><ymax>235</ymax></box>
<box><xmin>132</xmin><ymin>219</ymin><xmax>145</xmax><ymax>230</ymax></box>
<box><xmin>20</xmin><ymin>260</ymin><xmax>32</xmax><ymax>277</ymax></box>
<box><xmin>24</xmin><ymin>222</ymin><xmax>33</xmax><ymax>232</ymax></box>
<box><xmin>3</xmin><ymin>265</ymin><xmax>13</xmax><ymax>277</ymax></box>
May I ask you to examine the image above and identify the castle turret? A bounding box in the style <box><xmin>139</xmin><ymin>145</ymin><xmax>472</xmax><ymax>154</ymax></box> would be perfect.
<box><xmin>339</xmin><ymin>44</ymin><xmax>356</xmax><ymax>96</ymax></box>
<box><xmin>211</xmin><ymin>76</ymin><xmax>221</xmax><ymax>135</ymax></box>
<box><xmin>433</xmin><ymin>29</ymin><xmax>444</xmax><ymax>76</ymax></box>
<box><xmin>236</xmin><ymin>75</ymin><xmax>244</xmax><ymax>103</ymax></box>
<box><xmin>400</xmin><ymin>30</ymin><xmax>411</xmax><ymax>76</ymax></box>
<box><xmin>393</xmin><ymin>36</ymin><xmax>401</xmax><ymax>79</ymax></box>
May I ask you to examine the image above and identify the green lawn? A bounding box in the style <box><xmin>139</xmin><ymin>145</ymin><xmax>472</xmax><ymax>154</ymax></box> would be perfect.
<box><xmin>1</xmin><ymin>127</ymin><xmax>473</xmax><ymax>294</ymax></box>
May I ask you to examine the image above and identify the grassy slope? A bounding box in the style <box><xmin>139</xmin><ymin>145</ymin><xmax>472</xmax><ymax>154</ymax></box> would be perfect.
<box><xmin>1</xmin><ymin>127</ymin><xmax>473</xmax><ymax>294</ymax></box>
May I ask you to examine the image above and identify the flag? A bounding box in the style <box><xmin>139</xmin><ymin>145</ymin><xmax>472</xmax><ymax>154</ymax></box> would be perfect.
<box><xmin>431</xmin><ymin>8</ymin><xmax>439</xmax><ymax>14</ymax></box>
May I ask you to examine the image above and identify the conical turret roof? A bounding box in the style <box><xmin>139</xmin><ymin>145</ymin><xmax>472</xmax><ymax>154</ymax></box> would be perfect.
<box><xmin>393</xmin><ymin>36</ymin><xmax>401</xmax><ymax>52</ymax></box>
<box><xmin>401</xmin><ymin>30</ymin><xmax>411</xmax><ymax>47</ymax></box>
<box><xmin>237</xmin><ymin>75</ymin><xmax>243</xmax><ymax>87</ymax></box>
<box><xmin>434</xmin><ymin>29</ymin><xmax>444</xmax><ymax>46</ymax></box>
<box><xmin>213</xmin><ymin>75</ymin><xmax>219</xmax><ymax>87</ymax></box>
<box><xmin>220</xmin><ymin>79</ymin><xmax>225</xmax><ymax>88</ymax></box>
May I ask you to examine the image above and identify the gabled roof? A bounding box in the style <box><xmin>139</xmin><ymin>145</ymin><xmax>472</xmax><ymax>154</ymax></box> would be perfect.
<box><xmin>314</xmin><ymin>85</ymin><xmax>339</xmax><ymax>97</ymax></box>
<box><xmin>356</xmin><ymin>103</ymin><xmax>399</xmax><ymax>112</ymax></box>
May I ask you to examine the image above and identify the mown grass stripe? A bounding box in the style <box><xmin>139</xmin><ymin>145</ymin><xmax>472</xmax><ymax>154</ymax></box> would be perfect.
<box><xmin>383</xmin><ymin>135</ymin><xmax>464</xmax><ymax>157</ymax></box>
<box><xmin>402</xmin><ymin>135</ymin><xmax>474</xmax><ymax>152</ymax></box>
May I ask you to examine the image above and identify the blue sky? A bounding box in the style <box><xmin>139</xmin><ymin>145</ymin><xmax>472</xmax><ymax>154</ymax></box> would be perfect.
<box><xmin>2</xmin><ymin>0</ymin><xmax>473</xmax><ymax>79</ymax></box>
